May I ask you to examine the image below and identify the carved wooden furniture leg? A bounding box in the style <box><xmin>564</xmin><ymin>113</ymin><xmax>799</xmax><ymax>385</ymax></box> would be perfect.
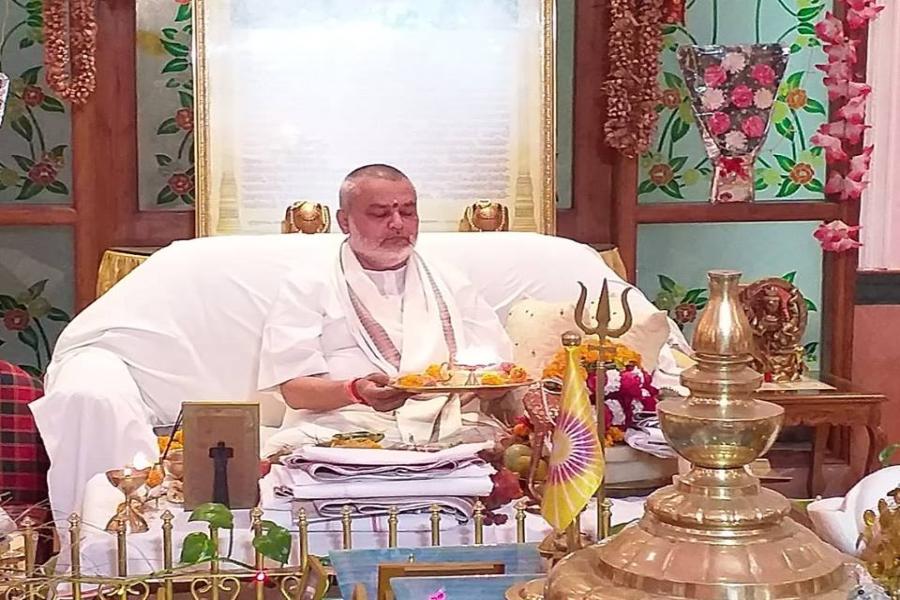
<box><xmin>809</xmin><ymin>424</ymin><xmax>830</xmax><ymax>498</ymax></box>
<box><xmin>865</xmin><ymin>423</ymin><xmax>887</xmax><ymax>474</ymax></box>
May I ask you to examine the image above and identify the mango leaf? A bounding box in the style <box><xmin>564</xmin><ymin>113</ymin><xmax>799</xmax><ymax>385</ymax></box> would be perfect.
<box><xmin>784</xmin><ymin>72</ymin><xmax>804</xmax><ymax>91</ymax></box>
<box><xmin>804</xmin><ymin>298</ymin><xmax>817</xmax><ymax>312</ymax></box>
<box><xmin>669</xmin><ymin>156</ymin><xmax>688</xmax><ymax>172</ymax></box>
<box><xmin>175</xmin><ymin>3</ymin><xmax>192</xmax><ymax>22</ymax></box>
<box><xmin>0</xmin><ymin>295</ymin><xmax>19</xmax><ymax>309</ymax></box>
<box><xmin>162</xmin><ymin>28</ymin><xmax>178</xmax><ymax>40</ymax></box>
<box><xmin>754</xmin><ymin>177</ymin><xmax>767</xmax><ymax>191</ymax></box>
<box><xmin>670</xmin><ymin>119</ymin><xmax>690</xmax><ymax>144</ymax></box>
<box><xmin>157</xmin><ymin>117</ymin><xmax>178</xmax><ymax>135</ymax></box>
<box><xmin>658</xmin><ymin>275</ymin><xmax>678</xmax><ymax>293</ymax></box>
<box><xmin>157</xmin><ymin>188</ymin><xmax>178</xmax><ymax>205</ymax></box>
<box><xmin>637</xmin><ymin>180</ymin><xmax>656</xmax><ymax>195</ymax></box>
<box><xmin>16</xmin><ymin>181</ymin><xmax>43</xmax><ymax>201</ymax></box>
<box><xmin>774</xmin><ymin>118</ymin><xmax>795</xmax><ymax>140</ymax></box>
<box><xmin>878</xmin><ymin>443</ymin><xmax>900</xmax><ymax>467</ymax></box>
<box><xmin>47</xmin><ymin>307</ymin><xmax>71</xmax><ymax>322</ymax></box>
<box><xmin>47</xmin><ymin>181</ymin><xmax>68</xmax><ymax>195</ymax></box>
<box><xmin>804</xmin><ymin>98</ymin><xmax>826</xmax><ymax>115</ymax></box>
<box><xmin>17</xmin><ymin>328</ymin><xmax>39</xmax><ymax>350</ymax></box>
<box><xmin>188</xmin><ymin>503</ymin><xmax>234</xmax><ymax>530</ymax></box>
<box><xmin>797</xmin><ymin>5</ymin><xmax>823</xmax><ymax>21</ymax></box>
<box><xmin>20</xmin><ymin>66</ymin><xmax>40</xmax><ymax>85</ymax></box>
<box><xmin>180</xmin><ymin>532</ymin><xmax>215</xmax><ymax>564</ymax></box>
<box><xmin>805</xmin><ymin>179</ymin><xmax>824</xmax><ymax>193</ymax></box>
<box><xmin>797</xmin><ymin>23</ymin><xmax>816</xmax><ymax>36</ymax></box>
<box><xmin>773</xmin><ymin>154</ymin><xmax>796</xmax><ymax>171</ymax></box>
<box><xmin>252</xmin><ymin>521</ymin><xmax>291</xmax><ymax>564</ymax></box>
<box><xmin>682</xmin><ymin>288</ymin><xmax>705</xmax><ymax>303</ymax></box>
<box><xmin>161</xmin><ymin>40</ymin><xmax>190</xmax><ymax>58</ymax></box>
<box><xmin>162</xmin><ymin>58</ymin><xmax>190</xmax><ymax>74</ymax></box>
<box><xmin>790</xmin><ymin>43</ymin><xmax>803</xmax><ymax>54</ymax></box>
<box><xmin>660</xmin><ymin>180</ymin><xmax>684</xmax><ymax>199</ymax></box>
<box><xmin>782</xmin><ymin>272</ymin><xmax>796</xmax><ymax>283</ymax></box>
<box><xmin>41</xmin><ymin>97</ymin><xmax>65</xmax><ymax>113</ymax></box>
<box><xmin>777</xmin><ymin>179</ymin><xmax>801</xmax><ymax>197</ymax></box>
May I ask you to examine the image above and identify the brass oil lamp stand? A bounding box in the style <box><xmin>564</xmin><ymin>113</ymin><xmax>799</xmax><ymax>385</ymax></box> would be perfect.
<box><xmin>543</xmin><ymin>270</ymin><xmax>853</xmax><ymax>599</ymax></box>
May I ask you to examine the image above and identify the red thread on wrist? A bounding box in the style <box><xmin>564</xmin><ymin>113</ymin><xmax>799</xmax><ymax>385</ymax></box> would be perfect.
<box><xmin>346</xmin><ymin>378</ymin><xmax>367</xmax><ymax>405</ymax></box>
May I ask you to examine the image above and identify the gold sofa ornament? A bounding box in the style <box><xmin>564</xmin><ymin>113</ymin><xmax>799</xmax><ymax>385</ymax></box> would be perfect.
<box><xmin>459</xmin><ymin>201</ymin><xmax>509</xmax><ymax>232</ymax></box>
<box><xmin>282</xmin><ymin>201</ymin><xmax>331</xmax><ymax>234</ymax></box>
<box><xmin>739</xmin><ymin>276</ymin><xmax>808</xmax><ymax>382</ymax></box>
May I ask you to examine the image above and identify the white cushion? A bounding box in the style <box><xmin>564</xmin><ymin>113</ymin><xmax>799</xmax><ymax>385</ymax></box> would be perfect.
<box><xmin>50</xmin><ymin>233</ymin><xmax>671</xmax><ymax>427</ymax></box>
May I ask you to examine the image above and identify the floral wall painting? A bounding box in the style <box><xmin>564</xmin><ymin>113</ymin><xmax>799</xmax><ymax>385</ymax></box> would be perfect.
<box><xmin>136</xmin><ymin>0</ymin><xmax>195</xmax><ymax>211</ymax></box>
<box><xmin>0</xmin><ymin>0</ymin><xmax>72</xmax><ymax>204</ymax></box>
<box><xmin>640</xmin><ymin>0</ymin><xmax>831</xmax><ymax>203</ymax></box>
<box><xmin>0</xmin><ymin>229</ymin><xmax>74</xmax><ymax>378</ymax></box>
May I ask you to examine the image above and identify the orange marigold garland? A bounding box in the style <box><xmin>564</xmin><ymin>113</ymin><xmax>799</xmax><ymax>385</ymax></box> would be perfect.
<box><xmin>603</xmin><ymin>0</ymin><xmax>665</xmax><ymax>158</ymax></box>
<box><xmin>43</xmin><ymin>0</ymin><xmax>97</xmax><ymax>105</ymax></box>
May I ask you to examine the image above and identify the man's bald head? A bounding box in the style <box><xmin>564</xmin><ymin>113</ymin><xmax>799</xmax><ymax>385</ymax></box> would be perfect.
<box><xmin>336</xmin><ymin>164</ymin><xmax>419</xmax><ymax>270</ymax></box>
<box><xmin>338</xmin><ymin>164</ymin><xmax>416</xmax><ymax>211</ymax></box>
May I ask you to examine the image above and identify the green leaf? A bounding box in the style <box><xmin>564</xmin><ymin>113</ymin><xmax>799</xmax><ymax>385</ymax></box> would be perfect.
<box><xmin>183</xmin><ymin>24</ymin><xmax>193</xmax><ymax>35</ymax></box>
<box><xmin>637</xmin><ymin>180</ymin><xmax>657</xmax><ymax>195</ymax></box>
<box><xmin>252</xmin><ymin>521</ymin><xmax>292</xmax><ymax>564</ymax></box>
<box><xmin>663</xmin><ymin>72</ymin><xmax>683</xmax><ymax>90</ymax></box>
<box><xmin>178</xmin><ymin>91</ymin><xmax>193</xmax><ymax>108</ymax></box>
<box><xmin>789</xmin><ymin>43</ymin><xmax>803</xmax><ymax>54</ymax></box>
<box><xmin>804</xmin><ymin>298</ymin><xmax>818</xmax><ymax>312</ymax></box>
<box><xmin>180</xmin><ymin>532</ymin><xmax>215</xmax><ymax>564</ymax></box>
<box><xmin>18</xmin><ymin>365</ymin><xmax>42</xmax><ymax>379</ymax></box>
<box><xmin>804</xmin><ymin>98</ymin><xmax>827</xmax><ymax>115</ymax></box>
<box><xmin>773</xmin><ymin>154</ymin><xmax>796</xmax><ymax>171</ymax></box>
<box><xmin>49</xmin><ymin>145</ymin><xmax>66</xmax><ymax>159</ymax></box>
<box><xmin>797</xmin><ymin>5</ymin><xmax>823</xmax><ymax>21</ymax></box>
<box><xmin>41</xmin><ymin>97</ymin><xmax>65</xmax><ymax>113</ymax></box>
<box><xmin>682</xmin><ymin>288</ymin><xmax>705</xmax><ymax>303</ymax></box>
<box><xmin>20</xmin><ymin>66</ymin><xmax>40</xmax><ymax>85</ymax></box>
<box><xmin>183</xmin><ymin>79</ymin><xmax>194</xmax><ymax>91</ymax></box>
<box><xmin>157</xmin><ymin>118</ymin><xmax>179</xmax><ymax>135</ymax></box>
<box><xmin>805</xmin><ymin>178</ymin><xmax>825</xmax><ymax>193</ymax></box>
<box><xmin>11</xmin><ymin>117</ymin><xmax>33</xmax><ymax>142</ymax></box>
<box><xmin>27</xmin><ymin>280</ymin><xmax>48</xmax><ymax>300</ymax></box>
<box><xmin>165</xmin><ymin>78</ymin><xmax>181</xmax><ymax>88</ymax></box>
<box><xmin>25</xmin><ymin>0</ymin><xmax>42</xmax><ymax>11</ymax></box>
<box><xmin>47</xmin><ymin>181</ymin><xmax>68</xmax><ymax>194</ymax></box>
<box><xmin>162</xmin><ymin>27</ymin><xmax>178</xmax><ymax>40</ymax></box>
<box><xmin>782</xmin><ymin>271</ymin><xmax>796</xmax><ymax>283</ymax></box>
<box><xmin>16</xmin><ymin>181</ymin><xmax>43</xmax><ymax>200</ymax></box>
<box><xmin>807</xmin><ymin>37</ymin><xmax>821</xmax><ymax>47</ymax></box>
<box><xmin>161</xmin><ymin>40</ymin><xmax>190</xmax><ymax>57</ymax></box>
<box><xmin>774</xmin><ymin>118</ymin><xmax>795</xmax><ymax>140</ymax></box>
<box><xmin>155</xmin><ymin>154</ymin><xmax>173</xmax><ymax>166</ymax></box>
<box><xmin>188</xmin><ymin>503</ymin><xmax>234</xmax><ymax>530</ymax></box>
<box><xmin>776</xmin><ymin>179</ymin><xmax>801</xmax><ymax>197</ymax></box>
<box><xmin>47</xmin><ymin>307</ymin><xmax>71</xmax><ymax>322</ymax></box>
<box><xmin>609</xmin><ymin>519</ymin><xmax>638</xmax><ymax>536</ymax></box>
<box><xmin>670</xmin><ymin>119</ymin><xmax>691</xmax><ymax>143</ymax></box>
<box><xmin>26</xmin><ymin>14</ymin><xmax>42</xmax><ymax>28</ymax></box>
<box><xmin>157</xmin><ymin>187</ymin><xmax>178</xmax><ymax>205</ymax></box>
<box><xmin>754</xmin><ymin>177</ymin><xmax>767</xmax><ymax>191</ymax></box>
<box><xmin>180</xmin><ymin>193</ymin><xmax>195</xmax><ymax>205</ymax></box>
<box><xmin>785</xmin><ymin>72</ymin><xmax>804</xmax><ymax>91</ymax></box>
<box><xmin>797</xmin><ymin>23</ymin><xmax>816</xmax><ymax>35</ymax></box>
<box><xmin>12</xmin><ymin>155</ymin><xmax>35</xmax><ymax>171</ymax></box>
<box><xmin>175</xmin><ymin>3</ymin><xmax>192</xmax><ymax>22</ymax></box>
<box><xmin>661</xmin><ymin>25</ymin><xmax>677</xmax><ymax>35</ymax></box>
<box><xmin>810</xmin><ymin>146</ymin><xmax>823</xmax><ymax>157</ymax></box>
<box><xmin>660</xmin><ymin>180</ymin><xmax>684</xmax><ymax>199</ymax></box>
<box><xmin>0</xmin><ymin>295</ymin><xmax>19</xmax><ymax>309</ymax></box>
<box><xmin>17</xmin><ymin>328</ymin><xmax>39</xmax><ymax>350</ymax></box>
<box><xmin>669</xmin><ymin>156</ymin><xmax>688</xmax><ymax>172</ymax></box>
<box><xmin>162</xmin><ymin>58</ymin><xmax>190</xmax><ymax>74</ymax></box>
<box><xmin>19</xmin><ymin>38</ymin><xmax>34</xmax><ymax>49</ymax></box>
<box><xmin>878</xmin><ymin>443</ymin><xmax>900</xmax><ymax>467</ymax></box>
<box><xmin>658</xmin><ymin>275</ymin><xmax>678</xmax><ymax>293</ymax></box>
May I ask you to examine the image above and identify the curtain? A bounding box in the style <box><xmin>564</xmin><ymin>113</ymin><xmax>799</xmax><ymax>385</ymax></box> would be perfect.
<box><xmin>859</xmin><ymin>7</ymin><xmax>900</xmax><ymax>269</ymax></box>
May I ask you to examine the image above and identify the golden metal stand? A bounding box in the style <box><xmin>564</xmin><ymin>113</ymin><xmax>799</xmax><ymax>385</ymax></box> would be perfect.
<box><xmin>543</xmin><ymin>270</ymin><xmax>853</xmax><ymax>599</ymax></box>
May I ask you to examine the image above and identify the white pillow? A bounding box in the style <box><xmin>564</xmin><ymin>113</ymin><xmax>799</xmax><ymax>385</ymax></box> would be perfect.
<box><xmin>505</xmin><ymin>295</ymin><xmax>669</xmax><ymax>378</ymax></box>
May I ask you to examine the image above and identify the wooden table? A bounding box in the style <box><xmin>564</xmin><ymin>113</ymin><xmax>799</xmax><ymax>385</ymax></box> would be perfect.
<box><xmin>757</xmin><ymin>375</ymin><xmax>887</xmax><ymax>497</ymax></box>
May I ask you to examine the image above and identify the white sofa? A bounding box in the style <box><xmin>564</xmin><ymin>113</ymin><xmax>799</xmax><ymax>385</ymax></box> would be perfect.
<box><xmin>32</xmin><ymin>232</ymin><xmax>683</xmax><ymax>518</ymax></box>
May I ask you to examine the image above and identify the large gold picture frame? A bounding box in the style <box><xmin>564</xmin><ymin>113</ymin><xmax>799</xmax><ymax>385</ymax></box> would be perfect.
<box><xmin>193</xmin><ymin>0</ymin><xmax>557</xmax><ymax>236</ymax></box>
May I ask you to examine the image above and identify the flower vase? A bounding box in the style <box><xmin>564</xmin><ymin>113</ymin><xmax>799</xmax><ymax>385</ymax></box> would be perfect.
<box><xmin>678</xmin><ymin>44</ymin><xmax>789</xmax><ymax>204</ymax></box>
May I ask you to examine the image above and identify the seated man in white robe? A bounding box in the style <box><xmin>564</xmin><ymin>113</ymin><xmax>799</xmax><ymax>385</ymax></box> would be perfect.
<box><xmin>260</xmin><ymin>164</ymin><xmax>513</xmax><ymax>449</ymax></box>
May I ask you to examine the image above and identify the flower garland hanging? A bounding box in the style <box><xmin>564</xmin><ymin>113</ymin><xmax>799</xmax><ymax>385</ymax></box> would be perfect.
<box><xmin>810</xmin><ymin>1</ymin><xmax>884</xmax><ymax>252</ymax></box>
<box><xmin>603</xmin><ymin>0</ymin><xmax>665</xmax><ymax>158</ymax></box>
<box><xmin>43</xmin><ymin>0</ymin><xmax>98</xmax><ymax>105</ymax></box>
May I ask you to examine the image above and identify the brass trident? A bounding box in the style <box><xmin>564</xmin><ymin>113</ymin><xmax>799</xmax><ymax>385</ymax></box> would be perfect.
<box><xmin>573</xmin><ymin>279</ymin><xmax>633</xmax><ymax>539</ymax></box>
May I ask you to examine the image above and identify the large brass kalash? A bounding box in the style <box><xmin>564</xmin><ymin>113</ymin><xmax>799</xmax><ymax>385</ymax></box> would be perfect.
<box><xmin>545</xmin><ymin>270</ymin><xmax>853</xmax><ymax>599</ymax></box>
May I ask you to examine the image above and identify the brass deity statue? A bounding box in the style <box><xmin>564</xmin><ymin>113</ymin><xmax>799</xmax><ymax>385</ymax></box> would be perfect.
<box><xmin>282</xmin><ymin>201</ymin><xmax>331</xmax><ymax>234</ymax></box>
<box><xmin>739</xmin><ymin>277</ymin><xmax>808</xmax><ymax>382</ymax></box>
<box><xmin>459</xmin><ymin>200</ymin><xmax>509</xmax><ymax>232</ymax></box>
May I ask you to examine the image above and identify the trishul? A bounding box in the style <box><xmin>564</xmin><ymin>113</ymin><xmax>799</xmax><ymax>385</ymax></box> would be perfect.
<box><xmin>573</xmin><ymin>279</ymin><xmax>633</xmax><ymax>538</ymax></box>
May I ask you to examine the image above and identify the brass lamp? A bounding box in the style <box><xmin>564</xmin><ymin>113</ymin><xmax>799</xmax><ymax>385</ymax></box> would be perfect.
<box><xmin>282</xmin><ymin>201</ymin><xmax>331</xmax><ymax>234</ymax></box>
<box><xmin>542</xmin><ymin>270</ymin><xmax>853</xmax><ymax>599</ymax></box>
<box><xmin>459</xmin><ymin>201</ymin><xmax>509</xmax><ymax>232</ymax></box>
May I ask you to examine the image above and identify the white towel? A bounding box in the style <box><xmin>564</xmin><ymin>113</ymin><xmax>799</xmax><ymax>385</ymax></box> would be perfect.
<box><xmin>282</xmin><ymin>441</ymin><xmax>492</xmax><ymax>468</ymax></box>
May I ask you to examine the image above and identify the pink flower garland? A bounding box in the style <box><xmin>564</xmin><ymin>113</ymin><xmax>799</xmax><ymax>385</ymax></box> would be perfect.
<box><xmin>811</xmin><ymin>1</ymin><xmax>884</xmax><ymax>251</ymax></box>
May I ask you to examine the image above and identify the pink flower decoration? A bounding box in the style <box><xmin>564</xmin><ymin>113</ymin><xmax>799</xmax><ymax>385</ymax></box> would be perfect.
<box><xmin>741</xmin><ymin>115</ymin><xmax>766</xmax><ymax>138</ymax></box>
<box><xmin>817</xmin><ymin>60</ymin><xmax>853</xmax><ymax>81</ymax></box>
<box><xmin>838</xmin><ymin>95</ymin><xmax>868</xmax><ymax>124</ymax></box>
<box><xmin>751</xmin><ymin>64</ymin><xmax>776</xmax><ymax>87</ymax></box>
<box><xmin>846</xmin><ymin>0</ymin><xmax>884</xmax><ymax>29</ymax></box>
<box><xmin>428</xmin><ymin>590</ymin><xmax>447</xmax><ymax>600</ymax></box>
<box><xmin>707</xmin><ymin>112</ymin><xmax>731</xmax><ymax>136</ymax></box>
<box><xmin>813</xmin><ymin>220</ymin><xmax>862</xmax><ymax>252</ymax></box>
<box><xmin>824</xmin><ymin>40</ymin><xmax>858</xmax><ymax>64</ymax></box>
<box><xmin>703</xmin><ymin>65</ymin><xmax>728</xmax><ymax>88</ymax></box>
<box><xmin>730</xmin><ymin>85</ymin><xmax>754</xmax><ymax>109</ymax></box>
<box><xmin>815</xmin><ymin>13</ymin><xmax>845</xmax><ymax>44</ymax></box>
<box><xmin>825</xmin><ymin>79</ymin><xmax>871</xmax><ymax>102</ymax></box>
<box><xmin>826</xmin><ymin>173</ymin><xmax>868</xmax><ymax>201</ymax></box>
<box><xmin>820</xmin><ymin>120</ymin><xmax>869</xmax><ymax>145</ymax></box>
<box><xmin>811</xmin><ymin>129</ymin><xmax>848</xmax><ymax>162</ymax></box>
<box><xmin>848</xmin><ymin>145</ymin><xmax>875</xmax><ymax>180</ymax></box>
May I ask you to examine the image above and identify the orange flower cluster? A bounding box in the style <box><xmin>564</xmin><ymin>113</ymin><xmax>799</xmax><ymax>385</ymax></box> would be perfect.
<box><xmin>541</xmin><ymin>341</ymin><xmax>643</xmax><ymax>381</ymax></box>
<box><xmin>157</xmin><ymin>429</ymin><xmax>184</xmax><ymax>454</ymax></box>
<box><xmin>604</xmin><ymin>426</ymin><xmax>626</xmax><ymax>448</ymax></box>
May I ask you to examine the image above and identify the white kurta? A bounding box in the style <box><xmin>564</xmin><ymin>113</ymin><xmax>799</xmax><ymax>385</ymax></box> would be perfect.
<box><xmin>257</xmin><ymin>250</ymin><xmax>513</xmax><ymax>450</ymax></box>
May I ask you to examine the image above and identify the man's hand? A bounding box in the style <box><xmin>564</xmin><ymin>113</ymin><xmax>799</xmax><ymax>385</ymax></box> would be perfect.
<box><xmin>354</xmin><ymin>373</ymin><xmax>415</xmax><ymax>412</ymax></box>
